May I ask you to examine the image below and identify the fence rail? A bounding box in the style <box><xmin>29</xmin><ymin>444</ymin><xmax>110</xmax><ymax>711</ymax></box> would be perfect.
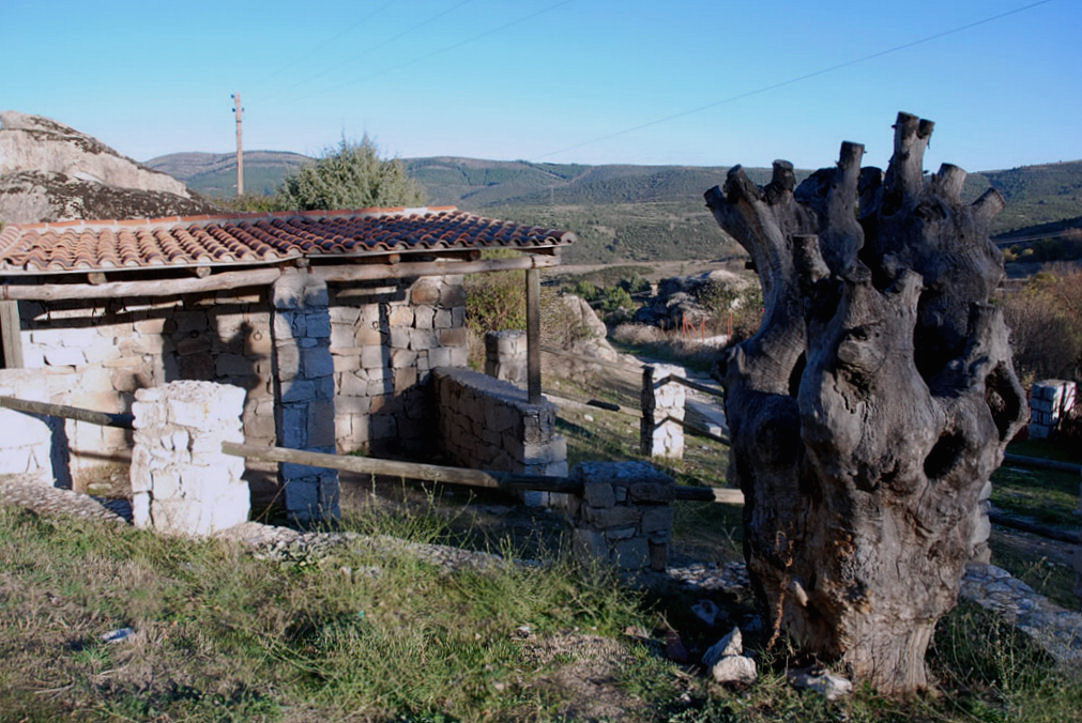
<box><xmin>656</xmin><ymin>375</ymin><xmax>725</xmax><ymax>399</ymax></box>
<box><xmin>0</xmin><ymin>395</ymin><xmax>134</xmax><ymax>429</ymax></box>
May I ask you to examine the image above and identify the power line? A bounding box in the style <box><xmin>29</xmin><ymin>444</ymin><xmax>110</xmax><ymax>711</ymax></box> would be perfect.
<box><xmin>256</xmin><ymin>0</ymin><xmax>395</xmax><ymax>89</ymax></box>
<box><xmin>292</xmin><ymin>0</ymin><xmax>575</xmax><ymax>103</ymax></box>
<box><xmin>532</xmin><ymin>0</ymin><xmax>1056</xmax><ymax>161</ymax></box>
<box><xmin>278</xmin><ymin>0</ymin><xmax>479</xmax><ymax>96</ymax></box>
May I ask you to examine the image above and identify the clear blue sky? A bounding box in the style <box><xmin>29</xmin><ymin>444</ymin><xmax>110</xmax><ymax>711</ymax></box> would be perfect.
<box><xmin>2</xmin><ymin>0</ymin><xmax>1079</xmax><ymax>171</ymax></box>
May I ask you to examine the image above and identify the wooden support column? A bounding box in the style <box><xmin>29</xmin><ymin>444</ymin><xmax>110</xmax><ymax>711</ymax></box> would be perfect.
<box><xmin>525</xmin><ymin>266</ymin><xmax>542</xmax><ymax>404</ymax></box>
<box><xmin>0</xmin><ymin>301</ymin><xmax>23</xmax><ymax>368</ymax></box>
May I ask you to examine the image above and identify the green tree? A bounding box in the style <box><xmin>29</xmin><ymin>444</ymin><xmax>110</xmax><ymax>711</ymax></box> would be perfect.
<box><xmin>276</xmin><ymin>137</ymin><xmax>425</xmax><ymax>211</ymax></box>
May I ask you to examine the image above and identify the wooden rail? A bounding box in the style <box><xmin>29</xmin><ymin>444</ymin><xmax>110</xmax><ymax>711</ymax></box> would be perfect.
<box><xmin>663</xmin><ymin>415</ymin><xmax>732</xmax><ymax>446</ymax></box>
<box><xmin>1004</xmin><ymin>453</ymin><xmax>1082</xmax><ymax>475</ymax></box>
<box><xmin>0</xmin><ymin>395</ymin><xmax>134</xmax><ymax>429</ymax></box>
<box><xmin>221</xmin><ymin>442</ymin><xmax>583</xmax><ymax>494</ymax></box>
<box><xmin>221</xmin><ymin>441</ymin><xmax>738</xmax><ymax>503</ymax></box>
<box><xmin>656</xmin><ymin>374</ymin><xmax>725</xmax><ymax>399</ymax></box>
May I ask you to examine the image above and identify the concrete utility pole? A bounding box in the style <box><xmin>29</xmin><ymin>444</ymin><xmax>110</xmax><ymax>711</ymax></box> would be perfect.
<box><xmin>231</xmin><ymin>93</ymin><xmax>244</xmax><ymax>196</ymax></box>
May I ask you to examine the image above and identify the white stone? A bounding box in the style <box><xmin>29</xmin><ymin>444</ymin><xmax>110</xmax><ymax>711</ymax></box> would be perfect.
<box><xmin>702</xmin><ymin>627</ymin><xmax>743</xmax><ymax>666</ymax></box>
<box><xmin>788</xmin><ymin>669</ymin><xmax>853</xmax><ymax>700</ymax></box>
<box><xmin>711</xmin><ymin>655</ymin><xmax>757</xmax><ymax>685</ymax></box>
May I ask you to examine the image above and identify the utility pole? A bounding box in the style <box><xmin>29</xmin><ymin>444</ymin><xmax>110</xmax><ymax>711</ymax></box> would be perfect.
<box><xmin>231</xmin><ymin>93</ymin><xmax>244</xmax><ymax>196</ymax></box>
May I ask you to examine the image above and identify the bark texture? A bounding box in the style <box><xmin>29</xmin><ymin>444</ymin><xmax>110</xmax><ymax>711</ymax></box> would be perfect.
<box><xmin>704</xmin><ymin>112</ymin><xmax>1027</xmax><ymax>694</ymax></box>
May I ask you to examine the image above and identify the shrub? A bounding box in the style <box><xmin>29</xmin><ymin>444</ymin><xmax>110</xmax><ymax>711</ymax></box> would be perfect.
<box><xmin>1000</xmin><ymin>266</ymin><xmax>1082</xmax><ymax>384</ymax></box>
<box><xmin>276</xmin><ymin>137</ymin><xmax>425</xmax><ymax>211</ymax></box>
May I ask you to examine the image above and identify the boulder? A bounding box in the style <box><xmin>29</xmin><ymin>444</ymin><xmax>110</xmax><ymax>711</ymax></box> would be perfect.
<box><xmin>0</xmin><ymin>111</ymin><xmax>218</xmax><ymax>223</ymax></box>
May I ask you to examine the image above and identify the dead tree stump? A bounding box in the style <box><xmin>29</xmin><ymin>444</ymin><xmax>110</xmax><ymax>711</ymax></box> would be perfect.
<box><xmin>704</xmin><ymin>112</ymin><xmax>1027</xmax><ymax>694</ymax></box>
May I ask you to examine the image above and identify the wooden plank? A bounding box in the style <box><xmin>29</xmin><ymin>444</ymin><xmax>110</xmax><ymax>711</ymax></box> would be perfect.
<box><xmin>0</xmin><ymin>395</ymin><xmax>133</xmax><ymax>428</ymax></box>
<box><xmin>220</xmin><ymin>442</ymin><xmax>583</xmax><ymax>494</ymax></box>
<box><xmin>0</xmin><ymin>268</ymin><xmax>283</xmax><ymax>302</ymax></box>
<box><xmin>0</xmin><ymin>301</ymin><xmax>23</xmax><ymax>369</ymax></box>
<box><xmin>526</xmin><ymin>266</ymin><xmax>542</xmax><ymax>404</ymax></box>
<box><xmin>316</xmin><ymin>253</ymin><xmax>560</xmax><ymax>283</ymax></box>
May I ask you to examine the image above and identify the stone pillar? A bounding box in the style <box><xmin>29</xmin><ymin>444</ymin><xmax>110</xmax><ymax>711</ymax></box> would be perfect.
<box><xmin>130</xmin><ymin>380</ymin><xmax>247</xmax><ymax>535</ymax></box>
<box><xmin>567</xmin><ymin>461</ymin><xmax>674</xmax><ymax>572</ymax></box>
<box><xmin>0</xmin><ymin>370</ymin><xmax>54</xmax><ymax>484</ymax></box>
<box><xmin>271</xmin><ymin>269</ymin><xmax>339</xmax><ymax>523</ymax></box>
<box><xmin>639</xmin><ymin>364</ymin><xmax>686</xmax><ymax>459</ymax></box>
<box><xmin>484</xmin><ymin>330</ymin><xmax>527</xmax><ymax>387</ymax></box>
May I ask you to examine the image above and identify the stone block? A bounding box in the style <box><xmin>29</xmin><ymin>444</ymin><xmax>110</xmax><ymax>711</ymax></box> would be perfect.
<box><xmin>584</xmin><ymin>505</ymin><xmax>641</xmax><ymax>529</ymax></box>
<box><xmin>44</xmin><ymin>348</ymin><xmax>86</xmax><ymax>367</ymax></box>
<box><xmin>394</xmin><ymin>367</ymin><xmax>418</xmax><ymax>390</ymax></box>
<box><xmin>389</xmin><ymin>305</ymin><xmax>414</xmax><ymax>327</ymax></box>
<box><xmin>413</xmin><ymin>305</ymin><xmax>435</xmax><ymax>329</ymax></box>
<box><xmin>305</xmin><ymin>311</ymin><xmax>332</xmax><ymax>338</ymax></box>
<box><xmin>583</xmin><ymin>480</ymin><xmax>615</xmax><ymax>508</ymax></box>
<box><xmin>439</xmin><ymin>327</ymin><xmax>468</xmax><ymax>347</ymax></box>
<box><xmin>410</xmin><ymin>280</ymin><xmax>441</xmax><ymax>305</ymax></box>
<box><xmin>434</xmin><ymin>309</ymin><xmax>453</xmax><ymax>329</ymax></box>
<box><xmin>439</xmin><ymin>283</ymin><xmax>467</xmax><ymax>307</ymax></box>
<box><xmin>302</xmin><ymin>345</ymin><xmax>335</xmax><ymax>378</ymax></box>
<box><xmin>612</xmin><ymin>538</ymin><xmax>650</xmax><ymax>570</ymax></box>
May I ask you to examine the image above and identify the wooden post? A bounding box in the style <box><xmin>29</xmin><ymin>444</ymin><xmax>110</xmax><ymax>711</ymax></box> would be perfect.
<box><xmin>639</xmin><ymin>365</ymin><xmax>655</xmax><ymax>456</ymax></box>
<box><xmin>231</xmin><ymin>93</ymin><xmax>244</xmax><ymax>196</ymax></box>
<box><xmin>0</xmin><ymin>301</ymin><xmax>23</xmax><ymax>369</ymax></box>
<box><xmin>526</xmin><ymin>266</ymin><xmax>542</xmax><ymax>404</ymax></box>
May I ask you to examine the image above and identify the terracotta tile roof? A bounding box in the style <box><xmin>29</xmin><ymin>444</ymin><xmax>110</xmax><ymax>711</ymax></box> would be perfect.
<box><xmin>0</xmin><ymin>206</ymin><xmax>575</xmax><ymax>275</ymax></box>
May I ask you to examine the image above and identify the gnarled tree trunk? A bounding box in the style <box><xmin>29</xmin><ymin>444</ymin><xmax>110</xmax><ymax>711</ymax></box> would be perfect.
<box><xmin>705</xmin><ymin>112</ymin><xmax>1027</xmax><ymax>694</ymax></box>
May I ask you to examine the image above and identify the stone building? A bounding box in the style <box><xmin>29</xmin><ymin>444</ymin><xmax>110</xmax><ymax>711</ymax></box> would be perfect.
<box><xmin>0</xmin><ymin>206</ymin><xmax>574</xmax><ymax>519</ymax></box>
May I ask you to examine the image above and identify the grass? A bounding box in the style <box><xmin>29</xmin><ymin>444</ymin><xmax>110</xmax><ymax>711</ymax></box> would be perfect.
<box><xmin>0</xmin><ymin>504</ymin><xmax>650</xmax><ymax>720</ymax></box>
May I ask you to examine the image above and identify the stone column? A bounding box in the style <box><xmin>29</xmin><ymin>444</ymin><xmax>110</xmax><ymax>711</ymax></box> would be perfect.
<box><xmin>271</xmin><ymin>269</ymin><xmax>339</xmax><ymax>523</ymax></box>
<box><xmin>484</xmin><ymin>330</ymin><xmax>527</xmax><ymax>386</ymax></box>
<box><xmin>1028</xmin><ymin>380</ymin><xmax>1076</xmax><ymax>439</ymax></box>
<box><xmin>567</xmin><ymin>461</ymin><xmax>674</xmax><ymax>572</ymax></box>
<box><xmin>130</xmin><ymin>380</ymin><xmax>247</xmax><ymax>535</ymax></box>
<box><xmin>639</xmin><ymin>364</ymin><xmax>686</xmax><ymax>459</ymax></box>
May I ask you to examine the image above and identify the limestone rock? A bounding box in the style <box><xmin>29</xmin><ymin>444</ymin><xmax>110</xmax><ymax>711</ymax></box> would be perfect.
<box><xmin>0</xmin><ymin>111</ymin><xmax>217</xmax><ymax>223</ymax></box>
<box><xmin>788</xmin><ymin>668</ymin><xmax>853</xmax><ymax>700</ymax></box>
<box><xmin>702</xmin><ymin>626</ymin><xmax>742</xmax><ymax>667</ymax></box>
<box><xmin>710</xmin><ymin>654</ymin><xmax>757</xmax><ymax>685</ymax></box>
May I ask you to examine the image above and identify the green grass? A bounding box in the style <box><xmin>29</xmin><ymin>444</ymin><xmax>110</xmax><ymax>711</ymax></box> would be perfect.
<box><xmin>0</xmin><ymin>504</ymin><xmax>650</xmax><ymax>720</ymax></box>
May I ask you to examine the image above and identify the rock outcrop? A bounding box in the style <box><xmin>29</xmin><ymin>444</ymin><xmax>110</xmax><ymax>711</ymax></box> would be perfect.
<box><xmin>634</xmin><ymin>269</ymin><xmax>753</xmax><ymax>329</ymax></box>
<box><xmin>0</xmin><ymin>111</ymin><xmax>218</xmax><ymax>224</ymax></box>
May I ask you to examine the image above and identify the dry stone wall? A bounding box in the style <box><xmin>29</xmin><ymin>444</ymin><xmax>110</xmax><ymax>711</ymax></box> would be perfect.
<box><xmin>1028</xmin><ymin>380</ymin><xmax>1076</xmax><ymax>439</ymax></box>
<box><xmin>566</xmin><ymin>461</ymin><xmax>674</xmax><ymax>572</ymax></box>
<box><xmin>16</xmin><ymin>291</ymin><xmax>277</xmax><ymax>491</ymax></box>
<box><xmin>329</xmin><ymin>275</ymin><xmax>468</xmax><ymax>456</ymax></box>
<box><xmin>434</xmin><ymin>367</ymin><xmax>567</xmax><ymax>504</ymax></box>
<box><xmin>0</xmin><ymin>368</ymin><xmax>64</xmax><ymax>484</ymax></box>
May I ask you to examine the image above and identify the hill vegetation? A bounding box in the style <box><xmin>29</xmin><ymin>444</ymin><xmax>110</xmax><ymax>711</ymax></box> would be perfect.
<box><xmin>146</xmin><ymin>151</ymin><xmax>1082</xmax><ymax>264</ymax></box>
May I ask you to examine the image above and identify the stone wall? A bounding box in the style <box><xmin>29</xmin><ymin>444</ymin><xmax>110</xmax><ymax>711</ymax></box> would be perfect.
<box><xmin>433</xmin><ymin>366</ymin><xmax>567</xmax><ymax>494</ymax></box>
<box><xmin>0</xmin><ymin>368</ymin><xmax>66</xmax><ymax>485</ymax></box>
<box><xmin>566</xmin><ymin>461</ymin><xmax>674</xmax><ymax>572</ymax></box>
<box><xmin>329</xmin><ymin>275</ymin><xmax>468</xmax><ymax>456</ymax></box>
<box><xmin>130</xmin><ymin>381</ymin><xmax>248</xmax><ymax>535</ymax></box>
<box><xmin>16</xmin><ymin>291</ymin><xmax>277</xmax><ymax>492</ymax></box>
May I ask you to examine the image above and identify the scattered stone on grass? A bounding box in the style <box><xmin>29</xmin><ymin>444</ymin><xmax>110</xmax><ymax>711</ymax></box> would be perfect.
<box><xmin>788</xmin><ymin>668</ymin><xmax>853</xmax><ymax>700</ymax></box>
<box><xmin>100</xmin><ymin>627</ymin><xmax>136</xmax><ymax>644</ymax></box>
<box><xmin>702</xmin><ymin>626</ymin><xmax>743</xmax><ymax>667</ymax></box>
<box><xmin>702</xmin><ymin>626</ymin><xmax>758</xmax><ymax>685</ymax></box>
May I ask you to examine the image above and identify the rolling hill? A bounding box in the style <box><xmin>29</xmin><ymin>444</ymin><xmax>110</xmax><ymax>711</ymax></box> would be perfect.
<box><xmin>146</xmin><ymin>151</ymin><xmax>1082</xmax><ymax>263</ymax></box>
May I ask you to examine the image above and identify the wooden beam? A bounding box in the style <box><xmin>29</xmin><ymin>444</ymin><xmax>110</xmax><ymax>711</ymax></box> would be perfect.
<box><xmin>0</xmin><ymin>302</ymin><xmax>22</xmax><ymax>369</ymax></box>
<box><xmin>315</xmin><ymin>253</ymin><xmax>559</xmax><ymax>283</ymax></box>
<box><xmin>526</xmin><ymin>266</ymin><xmax>542</xmax><ymax>404</ymax></box>
<box><xmin>0</xmin><ymin>268</ymin><xmax>283</xmax><ymax>302</ymax></box>
<box><xmin>220</xmin><ymin>441</ymin><xmax>582</xmax><ymax>494</ymax></box>
<box><xmin>0</xmin><ymin>395</ymin><xmax>134</xmax><ymax>428</ymax></box>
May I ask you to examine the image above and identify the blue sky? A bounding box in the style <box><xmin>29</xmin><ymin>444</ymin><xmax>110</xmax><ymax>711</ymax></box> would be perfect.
<box><xmin>2</xmin><ymin>0</ymin><xmax>1078</xmax><ymax>171</ymax></box>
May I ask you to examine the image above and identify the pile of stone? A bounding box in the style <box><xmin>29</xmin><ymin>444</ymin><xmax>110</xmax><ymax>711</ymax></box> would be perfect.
<box><xmin>633</xmin><ymin>269</ymin><xmax>752</xmax><ymax>331</ymax></box>
<box><xmin>1028</xmin><ymin>379</ymin><xmax>1077</xmax><ymax>439</ymax></box>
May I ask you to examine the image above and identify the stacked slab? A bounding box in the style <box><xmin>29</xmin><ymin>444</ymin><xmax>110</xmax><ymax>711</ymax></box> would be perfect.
<box><xmin>1029</xmin><ymin>380</ymin><xmax>1076</xmax><ymax>439</ymax></box>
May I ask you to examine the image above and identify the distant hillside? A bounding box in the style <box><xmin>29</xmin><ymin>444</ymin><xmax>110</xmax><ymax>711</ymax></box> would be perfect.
<box><xmin>146</xmin><ymin>150</ymin><xmax>1082</xmax><ymax>263</ymax></box>
<box><xmin>145</xmin><ymin>151</ymin><xmax>313</xmax><ymax>197</ymax></box>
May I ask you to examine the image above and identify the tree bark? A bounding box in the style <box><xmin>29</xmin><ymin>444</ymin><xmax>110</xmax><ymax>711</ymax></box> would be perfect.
<box><xmin>704</xmin><ymin>112</ymin><xmax>1027</xmax><ymax>694</ymax></box>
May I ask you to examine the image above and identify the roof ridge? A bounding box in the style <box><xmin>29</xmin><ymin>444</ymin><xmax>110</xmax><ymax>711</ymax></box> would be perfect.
<box><xmin>5</xmin><ymin>205</ymin><xmax>461</xmax><ymax>233</ymax></box>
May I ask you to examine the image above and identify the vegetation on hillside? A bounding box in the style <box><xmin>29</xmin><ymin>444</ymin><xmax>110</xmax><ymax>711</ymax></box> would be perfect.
<box><xmin>999</xmin><ymin>265</ymin><xmax>1082</xmax><ymax>383</ymax></box>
